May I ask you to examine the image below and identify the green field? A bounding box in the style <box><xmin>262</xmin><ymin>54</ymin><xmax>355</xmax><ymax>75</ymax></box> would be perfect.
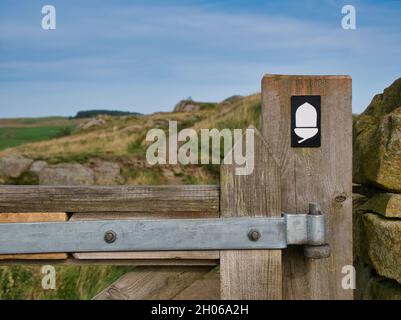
<box><xmin>0</xmin><ymin>126</ymin><xmax>76</xmax><ymax>151</ymax></box>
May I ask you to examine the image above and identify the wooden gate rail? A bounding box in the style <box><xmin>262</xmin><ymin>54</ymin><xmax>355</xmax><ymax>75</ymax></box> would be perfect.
<box><xmin>0</xmin><ymin>185</ymin><xmax>220</xmax><ymax>266</ymax></box>
<box><xmin>0</xmin><ymin>185</ymin><xmax>219</xmax><ymax>214</ymax></box>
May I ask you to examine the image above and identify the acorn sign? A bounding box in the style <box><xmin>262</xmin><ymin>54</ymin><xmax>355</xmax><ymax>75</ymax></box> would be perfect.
<box><xmin>291</xmin><ymin>96</ymin><xmax>321</xmax><ymax>148</ymax></box>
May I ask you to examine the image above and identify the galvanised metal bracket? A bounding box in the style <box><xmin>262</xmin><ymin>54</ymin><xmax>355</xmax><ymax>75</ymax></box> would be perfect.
<box><xmin>0</xmin><ymin>203</ymin><xmax>330</xmax><ymax>259</ymax></box>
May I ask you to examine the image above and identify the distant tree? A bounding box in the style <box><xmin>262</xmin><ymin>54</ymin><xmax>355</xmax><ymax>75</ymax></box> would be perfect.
<box><xmin>74</xmin><ymin>110</ymin><xmax>142</xmax><ymax>119</ymax></box>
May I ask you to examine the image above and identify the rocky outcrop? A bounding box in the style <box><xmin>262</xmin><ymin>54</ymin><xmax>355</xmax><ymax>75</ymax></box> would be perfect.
<box><xmin>362</xmin><ymin>78</ymin><xmax>401</xmax><ymax>118</ymax></box>
<box><xmin>38</xmin><ymin>161</ymin><xmax>124</xmax><ymax>186</ymax></box>
<box><xmin>29</xmin><ymin>160</ymin><xmax>48</xmax><ymax>175</ymax></box>
<box><xmin>353</xmin><ymin>78</ymin><xmax>401</xmax><ymax>192</ymax></box>
<box><xmin>39</xmin><ymin>163</ymin><xmax>95</xmax><ymax>185</ymax></box>
<box><xmin>78</xmin><ymin>117</ymin><xmax>107</xmax><ymax>130</ymax></box>
<box><xmin>173</xmin><ymin>99</ymin><xmax>201</xmax><ymax>112</ymax></box>
<box><xmin>0</xmin><ymin>155</ymin><xmax>33</xmax><ymax>179</ymax></box>
<box><xmin>92</xmin><ymin>160</ymin><xmax>123</xmax><ymax>185</ymax></box>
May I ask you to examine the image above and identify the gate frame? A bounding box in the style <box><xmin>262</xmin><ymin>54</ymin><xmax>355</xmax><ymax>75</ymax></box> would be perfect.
<box><xmin>0</xmin><ymin>74</ymin><xmax>353</xmax><ymax>300</ymax></box>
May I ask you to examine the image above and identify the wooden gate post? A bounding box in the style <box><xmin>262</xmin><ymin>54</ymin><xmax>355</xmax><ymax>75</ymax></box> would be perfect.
<box><xmin>220</xmin><ymin>128</ymin><xmax>282</xmax><ymax>299</ymax></box>
<box><xmin>261</xmin><ymin>74</ymin><xmax>353</xmax><ymax>299</ymax></box>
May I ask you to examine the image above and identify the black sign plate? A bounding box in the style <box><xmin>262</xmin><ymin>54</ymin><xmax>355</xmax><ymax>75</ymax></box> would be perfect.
<box><xmin>291</xmin><ymin>95</ymin><xmax>321</xmax><ymax>148</ymax></box>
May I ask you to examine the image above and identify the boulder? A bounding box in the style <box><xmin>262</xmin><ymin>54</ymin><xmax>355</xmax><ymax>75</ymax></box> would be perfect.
<box><xmin>39</xmin><ymin>163</ymin><xmax>95</xmax><ymax>185</ymax></box>
<box><xmin>145</xmin><ymin>119</ymin><xmax>168</xmax><ymax>128</ymax></box>
<box><xmin>353</xmin><ymin>194</ymin><xmax>401</xmax><ymax>299</ymax></box>
<box><xmin>363</xmin><ymin>213</ymin><xmax>401</xmax><ymax>284</ymax></box>
<box><xmin>360</xmin><ymin>193</ymin><xmax>401</xmax><ymax>218</ymax></box>
<box><xmin>173</xmin><ymin>99</ymin><xmax>201</xmax><ymax>112</ymax></box>
<box><xmin>363</xmin><ymin>78</ymin><xmax>401</xmax><ymax>118</ymax></box>
<box><xmin>0</xmin><ymin>155</ymin><xmax>33</xmax><ymax>179</ymax></box>
<box><xmin>78</xmin><ymin>117</ymin><xmax>107</xmax><ymax>130</ymax></box>
<box><xmin>29</xmin><ymin>160</ymin><xmax>48</xmax><ymax>175</ymax></box>
<box><xmin>92</xmin><ymin>161</ymin><xmax>123</xmax><ymax>185</ymax></box>
<box><xmin>353</xmin><ymin>78</ymin><xmax>401</xmax><ymax>191</ymax></box>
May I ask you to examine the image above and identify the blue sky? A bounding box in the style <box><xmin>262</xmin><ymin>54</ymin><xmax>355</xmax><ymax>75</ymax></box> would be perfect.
<box><xmin>0</xmin><ymin>0</ymin><xmax>400</xmax><ymax>117</ymax></box>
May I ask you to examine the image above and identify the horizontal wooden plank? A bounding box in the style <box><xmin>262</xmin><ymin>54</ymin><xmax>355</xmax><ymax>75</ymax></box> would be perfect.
<box><xmin>72</xmin><ymin>251</ymin><xmax>220</xmax><ymax>260</ymax></box>
<box><xmin>0</xmin><ymin>258</ymin><xmax>219</xmax><ymax>266</ymax></box>
<box><xmin>70</xmin><ymin>211</ymin><xmax>219</xmax><ymax>220</ymax></box>
<box><xmin>0</xmin><ymin>212</ymin><xmax>68</xmax><ymax>260</ymax></box>
<box><xmin>94</xmin><ymin>266</ymin><xmax>213</xmax><ymax>300</ymax></box>
<box><xmin>0</xmin><ymin>253</ymin><xmax>67</xmax><ymax>260</ymax></box>
<box><xmin>0</xmin><ymin>212</ymin><xmax>68</xmax><ymax>223</ymax></box>
<box><xmin>173</xmin><ymin>267</ymin><xmax>220</xmax><ymax>300</ymax></box>
<box><xmin>0</xmin><ymin>185</ymin><xmax>219</xmax><ymax>213</ymax></box>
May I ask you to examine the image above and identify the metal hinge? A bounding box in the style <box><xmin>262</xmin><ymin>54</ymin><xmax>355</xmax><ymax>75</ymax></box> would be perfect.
<box><xmin>0</xmin><ymin>203</ymin><xmax>330</xmax><ymax>259</ymax></box>
<box><xmin>284</xmin><ymin>203</ymin><xmax>331</xmax><ymax>259</ymax></box>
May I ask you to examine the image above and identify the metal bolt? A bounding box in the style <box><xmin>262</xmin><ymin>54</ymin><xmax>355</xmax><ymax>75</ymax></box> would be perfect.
<box><xmin>248</xmin><ymin>229</ymin><xmax>261</xmax><ymax>242</ymax></box>
<box><xmin>335</xmin><ymin>194</ymin><xmax>347</xmax><ymax>203</ymax></box>
<box><xmin>104</xmin><ymin>230</ymin><xmax>117</xmax><ymax>243</ymax></box>
<box><xmin>309</xmin><ymin>203</ymin><xmax>321</xmax><ymax>215</ymax></box>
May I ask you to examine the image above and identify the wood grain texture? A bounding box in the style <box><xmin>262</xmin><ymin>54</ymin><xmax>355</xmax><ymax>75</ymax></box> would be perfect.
<box><xmin>70</xmin><ymin>212</ymin><xmax>219</xmax><ymax>261</ymax></box>
<box><xmin>69</xmin><ymin>211</ymin><xmax>219</xmax><ymax>220</ymax></box>
<box><xmin>0</xmin><ymin>258</ymin><xmax>218</xmax><ymax>266</ymax></box>
<box><xmin>94</xmin><ymin>266</ymin><xmax>213</xmax><ymax>300</ymax></box>
<box><xmin>220</xmin><ymin>127</ymin><xmax>282</xmax><ymax>300</ymax></box>
<box><xmin>72</xmin><ymin>251</ymin><xmax>219</xmax><ymax>261</ymax></box>
<box><xmin>0</xmin><ymin>185</ymin><xmax>219</xmax><ymax>213</ymax></box>
<box><xmin>0</xmin><ymin>212</ymin><xmax>68</xmax><ymax>260</ymax></box>
<box><xmin>173</xmin><ymin>268</ymin><xmax>220</xmax><ymax>300</ymax></box>
<box><xmin>261</xmin><ymin>74</ymin><xmax>353</xmax><ymax>299</ymax></box>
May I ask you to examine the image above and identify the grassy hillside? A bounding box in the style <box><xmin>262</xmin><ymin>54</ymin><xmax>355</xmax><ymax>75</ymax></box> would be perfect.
<box><xmin>0</xmin><ymin>126</ymin><xmax>76</xmax><ymax>150</ymax></box>
<box><xmin>0</xmin><ymin>117</ymin><xmax>83</xmax><ymax>151</ymax></box>
<box><xmin>0</xmin><ymin>93</ymin><xmax>261</xmax><ymax>185</ymax></box>
<box><xmin>0</xmin><ymin>93</ymin><xmax>261</xmax><ymax>299</ymax></box>
<box><xmin>0</xmin><ymin>94</ymin><xmax>260</xmax><ymax>158</ymax></box>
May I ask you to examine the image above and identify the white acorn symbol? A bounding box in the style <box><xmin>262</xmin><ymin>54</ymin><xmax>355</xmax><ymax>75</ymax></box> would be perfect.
<box><xmin>294</xmin><ymin>102</ymin><xmax>318</xmax><ymax>143</ymax></box>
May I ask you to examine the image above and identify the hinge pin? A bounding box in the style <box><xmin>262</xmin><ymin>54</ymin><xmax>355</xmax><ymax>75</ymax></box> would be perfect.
<box><xmin>304</xmin><ymin>203</ymin><xmax>330</xmax><ymax>259</ymax></box>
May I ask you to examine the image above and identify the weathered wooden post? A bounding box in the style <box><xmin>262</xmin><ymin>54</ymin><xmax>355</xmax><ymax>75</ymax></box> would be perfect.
<box><xmin>220</xmin><ymin>128</ymin><xmax>282</xmax><ymax>299</ymax></box>
<box><xmin>261</xmin><ymin>74</ymin><xmax>353</xmax><ymax>299</ymax></box>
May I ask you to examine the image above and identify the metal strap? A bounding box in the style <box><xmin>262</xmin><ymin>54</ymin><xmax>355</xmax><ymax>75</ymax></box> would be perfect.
<box><xmin>0</xmin><ymin>214</ymin><xmax>326</xmax><ymax>254</ymax></box>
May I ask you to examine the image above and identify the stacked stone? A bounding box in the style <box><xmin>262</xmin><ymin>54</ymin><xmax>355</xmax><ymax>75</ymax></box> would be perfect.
<box><xmin>353</xmin><ymin>77</ymin><xmax>401</xmax><ymax>299</ymax></box>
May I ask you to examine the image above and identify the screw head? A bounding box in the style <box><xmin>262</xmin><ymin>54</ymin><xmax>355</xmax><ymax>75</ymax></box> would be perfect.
<box><xmin>248</xmin><ymin>229</ymin><xmax>261</xmax><ymax>242</ymax></box>
<box><xmin>104</xmin><ymin>230</ymin><xmax>117</xmax><ymax>243</ymax></box>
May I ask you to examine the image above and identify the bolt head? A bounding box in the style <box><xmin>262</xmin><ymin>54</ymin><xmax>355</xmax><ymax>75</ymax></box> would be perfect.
<box><xmin>104</xmin><ymin>230</ymin><xmax>117</xmax><ymax>243</ymax></box>
<box><xmin>248</xmin><ymin>229</ymin><xmax>261</xmax><ymax>242</ymax></box>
